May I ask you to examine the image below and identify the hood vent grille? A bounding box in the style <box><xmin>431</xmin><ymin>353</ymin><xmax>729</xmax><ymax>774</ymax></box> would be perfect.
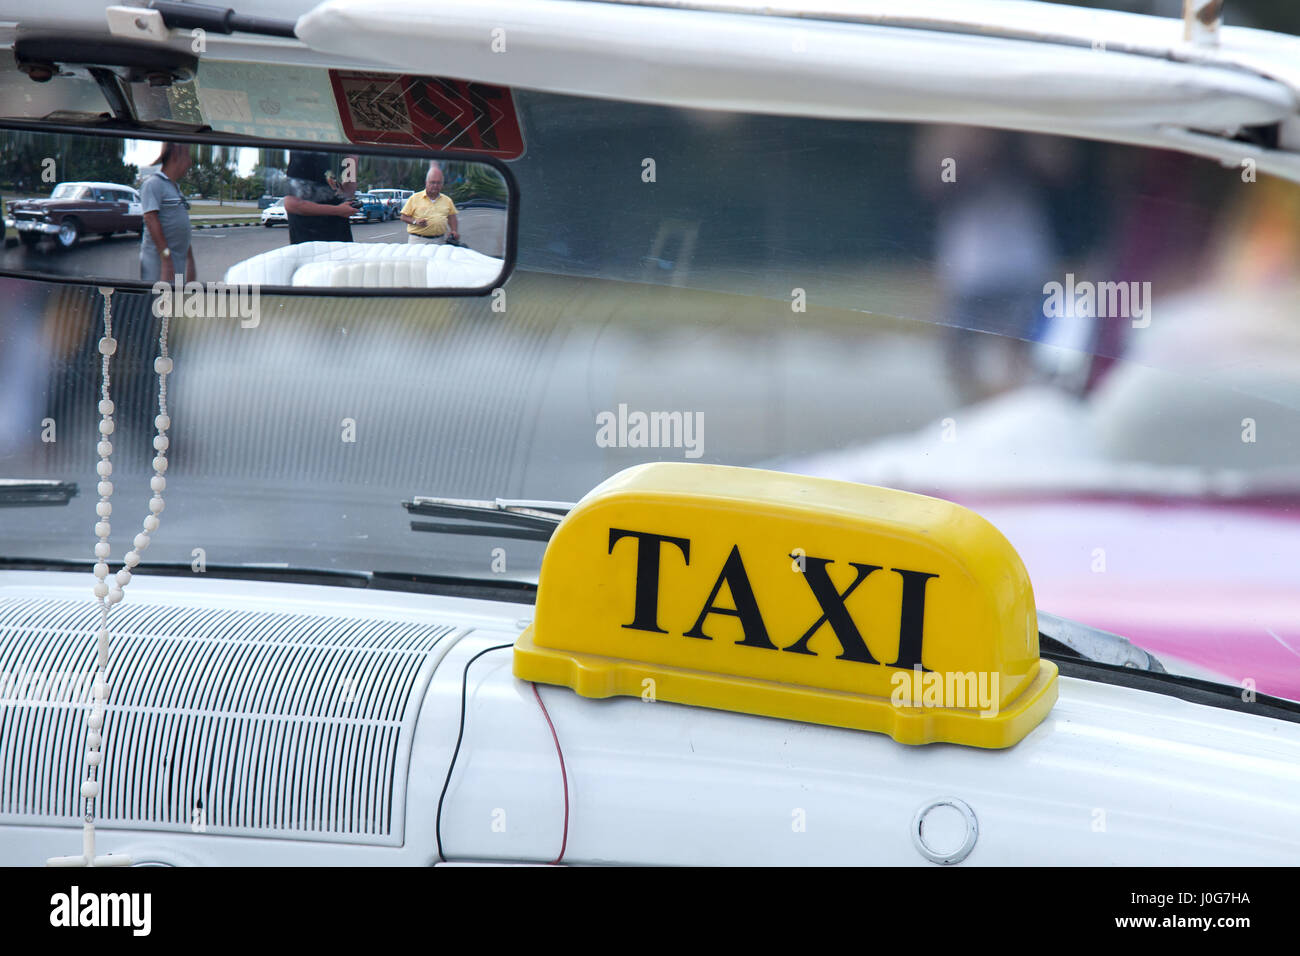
<box><xmin>0</xmin><ymin>597</ymin><xmax>454</xmax><ymax>845</ymax></box>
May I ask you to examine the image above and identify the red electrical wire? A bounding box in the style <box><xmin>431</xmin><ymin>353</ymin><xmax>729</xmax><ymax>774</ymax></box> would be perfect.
<box><xmin>531</xmin><ymin>682</ymin><xmax>569</xmax><ymax>865</ymax></box>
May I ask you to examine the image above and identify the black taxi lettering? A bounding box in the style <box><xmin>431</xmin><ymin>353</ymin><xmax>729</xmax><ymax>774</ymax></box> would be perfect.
<box><xmin>608</xmin><ymin>527</ymin><xmax>937</xmax><ymax>668</ymax></box>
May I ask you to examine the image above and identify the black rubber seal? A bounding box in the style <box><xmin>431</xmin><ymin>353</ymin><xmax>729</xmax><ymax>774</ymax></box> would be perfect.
<box><xmin>1046</xmin><ymin>651</ymin><xmax>1300</xmax><ymax>725</ymax></box>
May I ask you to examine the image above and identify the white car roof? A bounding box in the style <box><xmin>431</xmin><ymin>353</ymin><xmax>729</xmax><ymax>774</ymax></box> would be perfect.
<box><xmin>295</xmin><ymin>0</ymin><xmax>1300</xmax><ymax>182</ymax></box>
<box><xmin>57</xmin><ymin>182</ymin><xmax>138</xmax><ymax>191</ymax></box>
<box><xmin>4</xmin><ymin>0</ymin><xmax>1298</xmax><ymax>181</ymax></box>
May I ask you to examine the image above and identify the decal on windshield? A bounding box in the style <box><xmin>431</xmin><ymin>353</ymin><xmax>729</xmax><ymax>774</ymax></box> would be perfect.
<box><xmin>329</xmin><ymin>71</ymin><xmax>524</xmax><ymax>159</ymax></box>
<box><xmin>192</xmin><ymin>62</ymin><xmax>346</xmax><ymax>142</ymax></box>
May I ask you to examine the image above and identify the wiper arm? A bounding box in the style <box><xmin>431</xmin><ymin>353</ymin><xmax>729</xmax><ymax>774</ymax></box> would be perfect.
<box><xmin>397</xmin><ymin>505</ymin><xmax>1167</xmax><ymax>674</ymax></box>
<box><xmin>0</xmin><ymin>479</ymin><xmax>79</xmax><ymax>507</ymax></box>
<box><xmin>402</xmin><ymin>496</ymin><xmax>574</xmax><ymax>542</ymax></box>
<box><xmin>1038</xmin><ymin>611</ymin><xmax>1166</xmax><ymax>672</ymax></box>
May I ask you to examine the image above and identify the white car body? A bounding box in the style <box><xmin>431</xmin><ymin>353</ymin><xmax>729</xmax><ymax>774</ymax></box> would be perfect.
<box><xmin>260</xmin><ymin>200</ymin><xmax>288</xmax><ymax>226</ymax></box>
<box><xmin>368</xmin><ymin>188</ymin><xmax>414</xmax><ymax>216</ymax></box>
<box><xmin>3</xmin><ymin>571</ymin><xmax>1297</xmax><ymax>866</ymax></box>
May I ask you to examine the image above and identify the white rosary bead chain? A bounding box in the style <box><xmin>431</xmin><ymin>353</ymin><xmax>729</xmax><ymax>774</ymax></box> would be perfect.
<box><xmin>58</xmin><ymin>287</ymin><xmax>173</xmax><ymax>868</ymax></box>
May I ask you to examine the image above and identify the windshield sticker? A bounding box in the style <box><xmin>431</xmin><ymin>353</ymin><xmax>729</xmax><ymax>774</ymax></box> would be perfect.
<box><xmin>193</xmin><ymin>62</ymin><xmax>345</xmax><ymax>142</ymax></box>
<box><xmin>329</xmin><ymin>71</ymin><xmax>524</xmax><ymax>159</ymax></box>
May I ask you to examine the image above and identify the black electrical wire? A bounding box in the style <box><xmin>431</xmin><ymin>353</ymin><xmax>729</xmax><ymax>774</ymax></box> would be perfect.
<box><xmin>149</xmin><ymin>1</ymin><xmax>299</xmax><ymax>39</ymax></box>
<box><xmin>434</xmin><ymin>642</ymin><xmax>514</xmax><ymax>863</ymax></box>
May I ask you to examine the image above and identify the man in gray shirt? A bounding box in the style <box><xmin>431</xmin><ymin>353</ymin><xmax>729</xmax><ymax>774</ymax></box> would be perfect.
<box><xmin>140</xmin><ymin>143</ymin><xmax>196</xmax><ymax>284</ymax></box>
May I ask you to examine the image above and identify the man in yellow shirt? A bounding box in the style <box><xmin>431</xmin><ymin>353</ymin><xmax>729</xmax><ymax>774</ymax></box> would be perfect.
<box><xmin>400</xmin><ymin>164</ymin><xmax>460</xmax><ymax>244</ymax></box>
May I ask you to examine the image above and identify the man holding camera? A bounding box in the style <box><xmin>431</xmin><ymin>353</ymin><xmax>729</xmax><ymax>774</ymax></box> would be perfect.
<box><xmin>283</xmin><ymin>151</ymin><xmax>360</xmax><ymax>244</ymax></box>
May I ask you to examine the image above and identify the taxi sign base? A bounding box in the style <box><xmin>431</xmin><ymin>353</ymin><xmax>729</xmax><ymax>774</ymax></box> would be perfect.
<box><xmin>515</xmin><ymin>626</ymin><xmax>1059</xmax><ymax>749</ymax></box>
<box><xmin>513</xmin><ymin>462</ymin><xmax>1059</xmax><ymax>749</ymax></box>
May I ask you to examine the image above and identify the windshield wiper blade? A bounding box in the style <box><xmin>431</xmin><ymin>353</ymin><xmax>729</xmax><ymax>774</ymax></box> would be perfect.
<box><xmin>396</xmin><ymin>506</ymin><xmax>1166</xmax><ymax>673</ymax></box>
<box><xmin>402</xmin><ymin>496</ymin><xmax>574</xmax><ymax>542</ymax></box>
<box><xmin>0</xmin><ymin>480</ymin><xmax>79</xmax><ymax>507</ymax></box>
<box><xmin>1038</xmin><ymin>611</ymin><xmax>1166</xmax><ymax>672</ymax></box>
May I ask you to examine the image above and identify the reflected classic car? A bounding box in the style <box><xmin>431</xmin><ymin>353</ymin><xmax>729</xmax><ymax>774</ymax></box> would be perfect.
<box><xmin>5</xmin><ymin>181</ymin><xmax>142</xmax><ymax>249</ymax></box>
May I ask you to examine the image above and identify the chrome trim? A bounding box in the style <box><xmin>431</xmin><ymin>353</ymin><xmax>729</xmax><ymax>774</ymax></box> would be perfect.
<box><xmin>1039</xmin><ymin>611</ymin><xmax>1166</xmax><ymax>672</ymax></box>
<box><xmin>912</xmin><ymin>797</ymin><xmax>979</xmax><ymax>865</ymax></box>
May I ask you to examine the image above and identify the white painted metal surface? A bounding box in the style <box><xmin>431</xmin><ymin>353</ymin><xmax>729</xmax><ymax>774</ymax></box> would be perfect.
<box><xmin>439</xmin><ymin>635</ymin><xmax>1300</xmax><ymax>865</ymax></box>
<box><xmin>293</xmin><ymin>0</ymin><xmax>1300</xmax><ymax>181</ymax></box>
<box><xmin>2</xmin><ymin>570</ymin><xmax>1297</xmax><ymax>866</ymax></box>
<box><xmin>602</xmin><ymin>0</ymin><xmax>1272</xmax><ymax>75</ymax></box>
<box><xmin>3</xmin><ymin>1</ymin><xmax>1298</xmax><ymax>179</ymax></box>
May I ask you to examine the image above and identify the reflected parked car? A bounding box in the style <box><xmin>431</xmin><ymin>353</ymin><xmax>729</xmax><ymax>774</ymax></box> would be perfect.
<box><xmin>367</xmin><ymin>188</ymin><xmax>411</xmax><ymax>218</ymax></box>
<box><xmin>261</xmin><ymin>199</ymin><xmax>287</xmax><ymax>227</ymax></box>
<box><xmin>4</xmin><ymin>182</ymin><xmax>142</xmax><ymax>249</ymax></box>
<box><xmin>348</xmin><ymin>192</ymin><xmax>390</xmax><ymax>223</ymax></box>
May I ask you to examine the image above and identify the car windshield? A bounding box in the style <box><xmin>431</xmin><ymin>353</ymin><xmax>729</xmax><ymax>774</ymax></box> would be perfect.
<box><xmin>49</xmin><ymin>184</ymin><xmax>89</xmax><ymax>199</ymax></box>
<box><xmin>2</xmin><ymin>90</ymin><xmax>1298</xmax><ymax>701</ymax></box>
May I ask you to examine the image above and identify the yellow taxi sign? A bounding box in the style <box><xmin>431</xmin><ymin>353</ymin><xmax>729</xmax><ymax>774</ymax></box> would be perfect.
<box><xmin>513</xmin><ymin>463</ymin><xmax>1057</xmax><ymax>748</ymax></box>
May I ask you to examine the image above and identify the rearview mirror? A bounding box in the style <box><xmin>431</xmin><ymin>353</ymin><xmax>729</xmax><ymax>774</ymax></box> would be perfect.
<box><xmin>0</xmin><ymin>128</ymin><xmax>514</xmax><ymax>294</ymax></box>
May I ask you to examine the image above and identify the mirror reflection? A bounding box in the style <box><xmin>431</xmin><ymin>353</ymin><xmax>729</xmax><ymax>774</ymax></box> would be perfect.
<box><xmin>1</xmin><ymin>132</ymin><xmax>510</xmax><ymax>291</ymax></box>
